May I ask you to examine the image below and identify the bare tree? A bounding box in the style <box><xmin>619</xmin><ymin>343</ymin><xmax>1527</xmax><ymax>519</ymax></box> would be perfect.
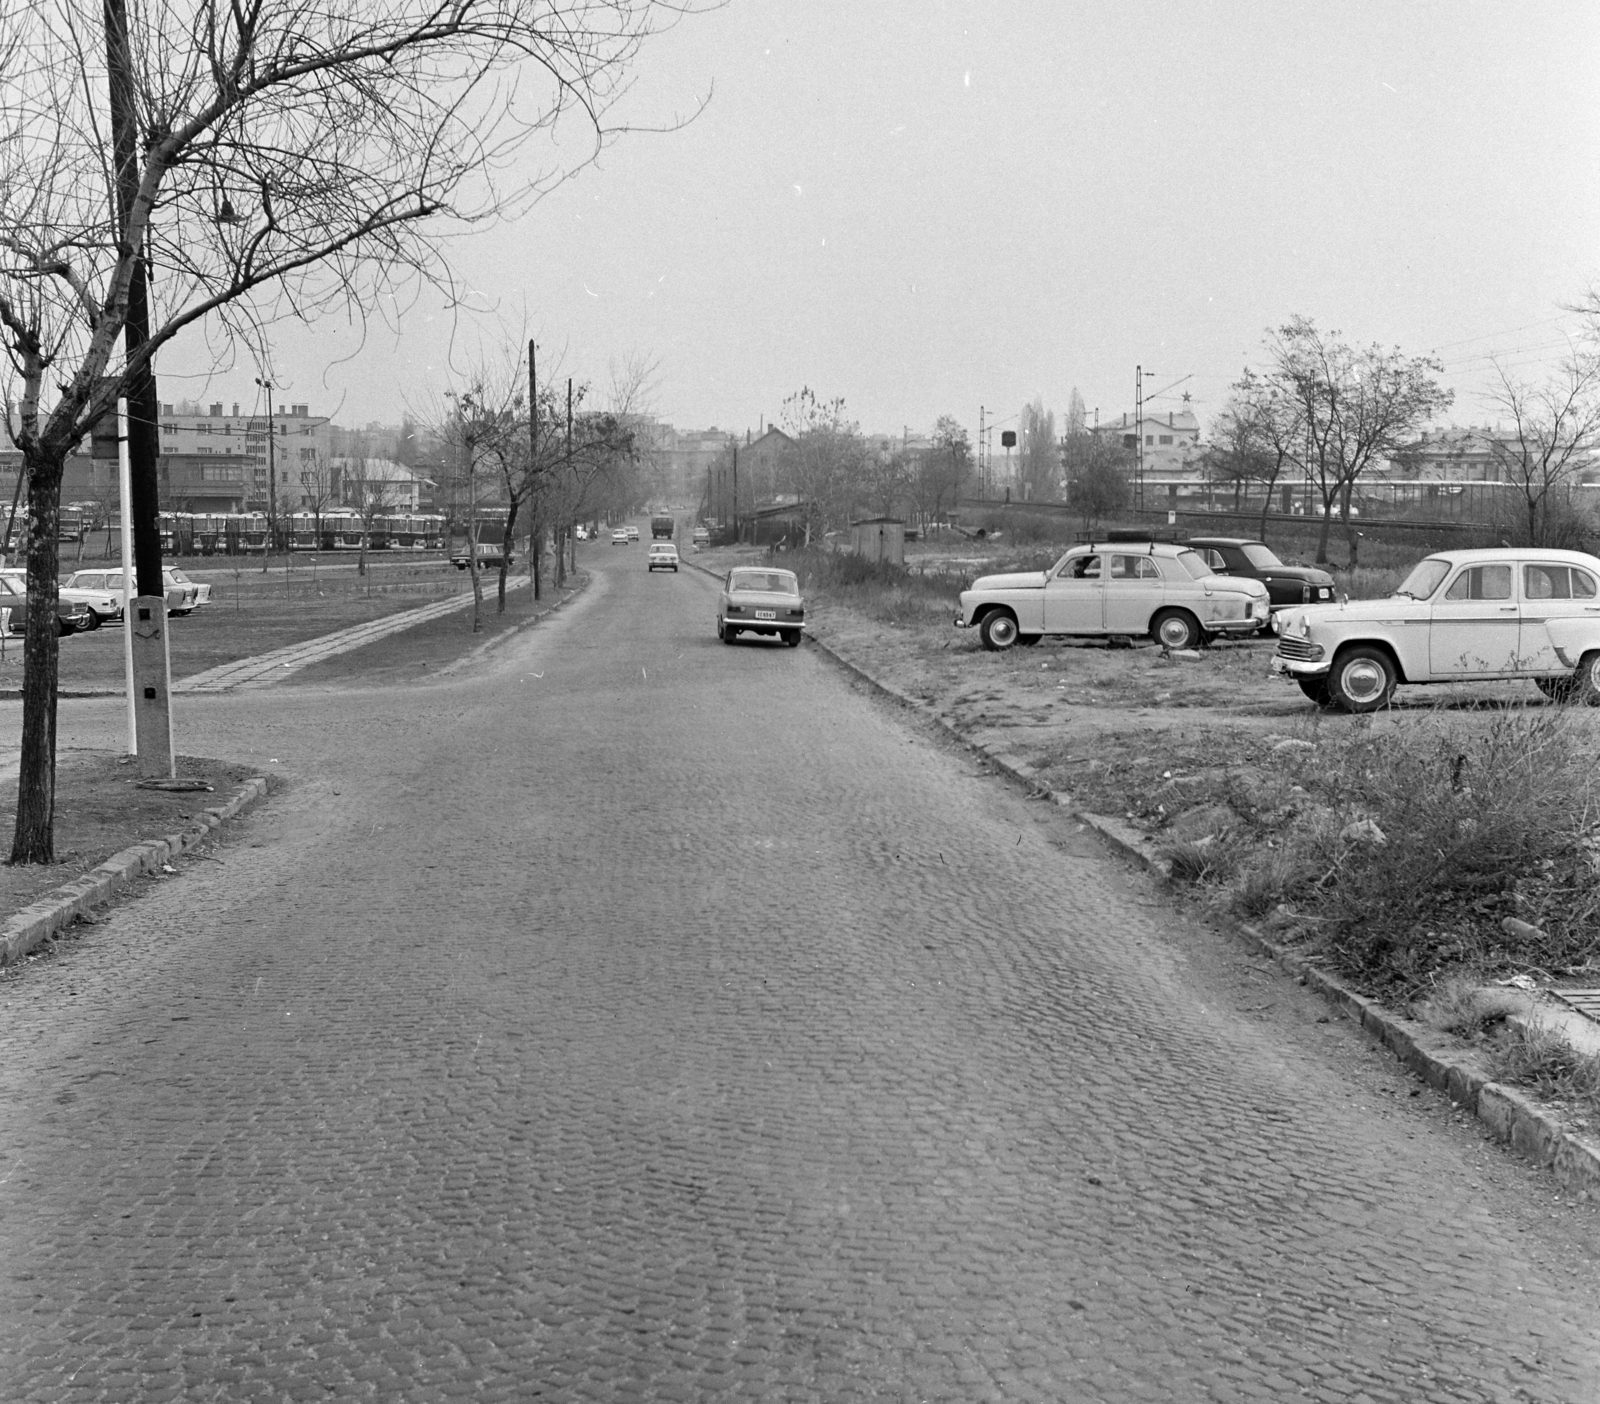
<box><xmin>0</xmin><ymin>0</ymin><xmax>708</xmax><ymax>859</ymax></box>
<box><xmin>779</xmin><ymin>388</ymin><xmax>865</xmax><ymax>543</ymax></box>
<box><xmin>914</xmin><ymin>416</ymin><xmax>970</xmax><ymax>529</ymax></box>
<box><xmin>339</xmin><ymin>455</ymin><xmax>402</xmax><ymax>586</ymax></box>
<box><xmin>1260</xmin><ymin>317</ymin><xmax>1453</xmax><ymax>564</ymax></box>
<box><xmin>1208</xmin><ymin>369</ymin><xmax>1305</xmax><ymax>537</ymax></box>
<box><xmin>1064</xmin><ymin>433</ymin><xmax>1130</xmax><ymax>531</ymax></box>
<box><xmin>1482</xmin><ymin>352</ymin><xmax>1600</xmax><ymax>546</ymax></box>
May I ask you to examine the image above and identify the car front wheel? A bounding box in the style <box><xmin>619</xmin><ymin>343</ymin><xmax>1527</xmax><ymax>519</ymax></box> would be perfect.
<box><xmin>1327</xmin><ymin>645</ymin><xmax>1397</xmax><ymax>713</ymax></box>
<box><xmin>1296</xmin><ymin>676</ymin><xmax>1333</xmax><ymax>707</ymax></box>
<box><xmin>977</xmin><ymin>610</ymin><xmax>1019</xmax><ymax>651</ymax></box>
<box><xmin>1150</xmin><ymin>609</ymin><xmax>1201</xmax><ymax>650</ymax></box>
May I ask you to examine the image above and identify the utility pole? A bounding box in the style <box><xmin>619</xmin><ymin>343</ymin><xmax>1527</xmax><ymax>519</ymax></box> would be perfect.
<box><xmin>979</xmin><ymin>406</ymin><xmax>986</xmax><ymax>501</ymax></box>
<box><xmin>106</xmin><ymin>0</ymin><xmax>173</xmax><ymax>778</ymax></box>
<box><xmin>255</xmin><ymin>376</ymin><xmax>274</xmax><ymax>570</ymax></box>
<box><xmin>528</xmin><ymin>339</ymin><xmax>539</xmax><ymax>598</ymax></box>
<box><xmin>731</xmin><ymin>442</ymin><xmax>739</xmax><ymax>544</ymax></box>
<box><xmin>1135</xmin><ymin>366</ymin><xmax>1154</xmax><ymax>511</ymax></box>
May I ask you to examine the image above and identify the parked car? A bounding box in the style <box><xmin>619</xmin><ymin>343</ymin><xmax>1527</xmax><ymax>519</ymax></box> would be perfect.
<box><xmin>1185</xmin><ymin>537</ymin><xmax>1337</xmax><ymax>620</ymax></box>
<box><xmin>1272</xmin><ymin>547</ymin><xmax>1600</xmax><ymax>712</ymax></box>
<box><xmin>955</xmin><ymin>541</ymin><xmax>1271</xmax><ymax>651</ymax></box>
<box><xmin>691</xmin><ymin>526</ymin><xmax>711</xmax><ymax>550</ymax></box>
<box><xmin>450</xmin><ymin>541</ymin><xmax>513</xmax><ymax>570</ymax></box>
<box><xmin>718</xmin><ymin>567</ymin><xmax>805</xmax><ymax>646</ymax></box>
<box><xmin>647</xmin><ymin>543</ymin><xmax>680</xmax><ymax>573</ymax></box>
<box><xmin>611</xmin><ymin>529</ymin><xmax>630</xmax><ymax>546</ymax></box>
<box><xmin>0</xmin><ymin>573</ymin><xmax>92</xmax><ymax>636</ymax></box>
<box><xmin>59</xmin><ymin>567</ymin><xmax>205</xmax><ymax>618</ymax></box>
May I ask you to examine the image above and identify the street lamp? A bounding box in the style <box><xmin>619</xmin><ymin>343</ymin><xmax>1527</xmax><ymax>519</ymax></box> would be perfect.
<box><xmin>255</xmin><ymin>376</ymin><xmax>276</xmax><ymax>566</ymax></box>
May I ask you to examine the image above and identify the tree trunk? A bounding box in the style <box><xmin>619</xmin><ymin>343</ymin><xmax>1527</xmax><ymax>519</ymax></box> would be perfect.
<box><xmin>1315</xmin><ymin>500</ymin><xmax>1333</xmax><ymax>563</ymax></box>
<box><xmin>497</xmin><ymin>498</ymin><xmax>518</xmax><ymax>613</ymax></box>
<box><xmin>530</xmin><ymin>512</ymin><xmax>542</xmax><ymax>601</ymax></box>
<box><xmin>1341</xmin><ymin>483</ymin><xmax>1359</xmax><ymax>566</ymax></box>
<box><xmin>12</xmin><ymin>447</ymin><xmax>64</xmax><ymax>864</ymax></box>
<box><xmin>553</xmin><ymin>525</ymin><xmax>566</xmax><ymax>587</ymax></box>
<box><xmin>467</xmin><ymin>517</ymin><xmax>483</xmax><ymax>633</ymax></box>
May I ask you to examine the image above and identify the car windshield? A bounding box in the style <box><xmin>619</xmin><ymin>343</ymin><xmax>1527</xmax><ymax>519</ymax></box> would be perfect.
<box><xmin>729</xmin><ymin>571</ymin><xmax>798</xmax><ymax>595</ymax></box>
<box><xmin>1173</xmin><ymin>549</ymin><xmax>1212</xmax><ymax>580</ymax></box>
<box><xmin>1394</xmin><ymin>558</ymin><xmax>1451</xmax><ymax>600</ymax></box>
<box><xmin>1239</xmin><ymin>543</ymin><xmax>1284</xmax><ymax>569</ymax></box>
<box><xmin>167</xmin><ymin>569</ymin><xmax>190</xmax><ymax>583</ymax></box>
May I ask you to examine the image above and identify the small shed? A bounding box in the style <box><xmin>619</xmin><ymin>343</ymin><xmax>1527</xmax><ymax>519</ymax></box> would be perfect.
<box><xmin>850</xmin><ymin>517</ymin><xmax>905</xmax><ymax>567</ymax></box>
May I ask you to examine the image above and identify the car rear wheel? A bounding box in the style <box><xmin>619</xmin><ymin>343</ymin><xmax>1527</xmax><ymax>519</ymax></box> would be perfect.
<box><xmin>721</xmin><ymin>621</ymin><xmax>737</xmax><ymax>644</ymax></box>
<box><xmin>784</xmin><ymin>630</ymin><xmax>801</xmax><ymax>648</ymax></box>
<box><xmin>1296</xmin><ymin>677</ymin><xmax>1333</xmax><ymax>707</ymax></box>
<box><xmin>1327</xmin><ymin>645</ymin><xmax>1397</xmax><ymax>713</ymax></box>
<box><xmin>1571</xmin><ymin>651</ymin><xmax>1600</xmax><ymax>705</ymax></box>
<box><xmin>1150</xmin><ymin>609</ymin><xmax>1201</xmax><ymax>650</ymax></box>
<box><xmin>977</xmin><ymin>610</ymin><xmax>1019</xmax><ymax>651</ymax></box>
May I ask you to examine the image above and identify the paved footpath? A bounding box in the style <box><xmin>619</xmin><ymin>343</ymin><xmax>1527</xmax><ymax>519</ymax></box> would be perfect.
<box><xmin>1</xmin><ymin>549</ymin><xmax>1599</xmax><ymax>1401</ymax></box>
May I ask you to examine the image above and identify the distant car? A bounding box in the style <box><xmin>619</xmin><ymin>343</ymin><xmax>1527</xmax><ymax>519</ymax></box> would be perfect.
<box><xmin>718</xmin><ymin>566</ymin><xmax>804</xmax><ymax>647</ymax></box>
<box><xmin>575</xmin><ymin>525</ymin><xmax>589</xmax><ymax>541</ymax></box>
<box><xmin>0</xmin><ymin>573</ymin><xmax>92</xmax><ymax>636</ymax></box>
<box><xmin>450</xmin><ymin>541</ymin><xmax>513</xmax><ymax>570</ymax></box>
<box><xmin>164</xmin><ymin>566</ymin><xmax>210</xmax><ymax>612</ymax></box>
<box><xmin>611</xmin><ymin>529</ymin><xmax>630</xmax><ymax>546</ymax></box>
<box><xmin>647</xmin><ymin>543</ymin><xmax>680</xmax><ymax>573</ymax></box>
<box><xmin>1186</xmin><ymin>537</ymin><xmax>1337</xmax><ymax>619</ymax></box>
<box><xmin>1273</xmin><ymin>547</ymin><xmax>1600</xmax><ymax>712</ymax></box>
<box><xmin>955</xmin><ymin>541</ymin><xmax>1270</xmax><ymax>651</ymax></box>
<box><xmin>626</xmin><ymin>525</ymin><xmax>640</xmax><ymax>542</ymax></box>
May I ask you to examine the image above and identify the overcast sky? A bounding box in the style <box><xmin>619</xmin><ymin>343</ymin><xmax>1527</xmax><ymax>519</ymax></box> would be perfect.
<box><xmin>164</xmin><ymin>0</ymin><xmax>1600</xmax><ymax>442</ymax></box>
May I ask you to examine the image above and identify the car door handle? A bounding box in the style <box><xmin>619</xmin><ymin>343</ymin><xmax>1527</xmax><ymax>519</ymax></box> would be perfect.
<box><xmin>1499</xmin><ymin>606</ymin><xmax>1517</xmax><ymax>612</ymax></box>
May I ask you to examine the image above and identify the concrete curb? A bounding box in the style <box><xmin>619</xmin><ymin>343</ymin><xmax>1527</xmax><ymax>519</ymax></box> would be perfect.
<box><xmin>0</xmin><ymin>774</ymin><xmax>270</xmax><ymax>968</ymax></box>
<box><xmin>802</xmin><ymin>623</ymin><xmax>1600</xmax><ymax>1196</ymax></box>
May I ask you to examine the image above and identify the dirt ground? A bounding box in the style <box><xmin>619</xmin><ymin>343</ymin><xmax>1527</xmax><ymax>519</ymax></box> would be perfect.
<box><xmin>0</xmin><ymin>751</ymin><xmax>263</xmax><ymax>915</ymax></box>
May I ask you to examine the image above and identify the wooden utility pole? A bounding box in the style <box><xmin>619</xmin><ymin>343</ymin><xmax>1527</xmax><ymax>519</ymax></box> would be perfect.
<box><xmin>529</xmin><ymin>339</ymin><xmax>540</xmax><ymax>598</ymax></box>
<box><xmin>106</xmin><ymin>0</ymin><xmax>173</xmax><ymax>777</ymax></box>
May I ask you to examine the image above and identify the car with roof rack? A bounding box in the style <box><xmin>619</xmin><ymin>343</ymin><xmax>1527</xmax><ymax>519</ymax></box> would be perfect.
<box><xmin>955</xmin><ymin>540</ymin><xmax>1270</xmax><ymax>651</ymax></box>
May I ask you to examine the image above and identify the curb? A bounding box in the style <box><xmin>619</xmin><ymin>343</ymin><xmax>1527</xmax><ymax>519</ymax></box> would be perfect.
<box><xmin>0</xmin><ymin>774</ymin><xmax>270</xmax><ymax>968</ymax></box>
<box><xmin>803</xmin><ymin>624</ymin><xmax>1600</xmax><ymax>1196</ymax></box>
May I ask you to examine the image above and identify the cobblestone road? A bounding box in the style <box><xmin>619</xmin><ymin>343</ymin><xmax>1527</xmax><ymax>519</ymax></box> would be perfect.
<box><xmin>2</xmin><ymin>546</ymin><xmax>1599</xmax><ymax>1401</ymax></box>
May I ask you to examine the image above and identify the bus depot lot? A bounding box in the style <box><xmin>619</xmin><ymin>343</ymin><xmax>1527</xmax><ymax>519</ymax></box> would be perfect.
<box><xmin>6</xmin><ymin>554</ymin><xmax>483</xmax><ymax>693</ymax></box>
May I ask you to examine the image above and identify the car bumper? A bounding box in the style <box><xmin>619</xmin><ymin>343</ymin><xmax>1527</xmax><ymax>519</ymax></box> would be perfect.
<box><xmin>1271</xmin><ymin>654</ymin><xmax>1332</xmax><ymax>680</ymax></box>
<box><xmin>725</xmin><ymin>619</ymin><xmax>803</xmax><ymax>633</ymax></box>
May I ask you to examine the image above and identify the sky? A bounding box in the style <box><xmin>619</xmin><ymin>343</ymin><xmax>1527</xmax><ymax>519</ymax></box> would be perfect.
<box><xmin>162</xmin><ymin>0</ymin><xmax>1600</xmax><ymax>444</ymax></box>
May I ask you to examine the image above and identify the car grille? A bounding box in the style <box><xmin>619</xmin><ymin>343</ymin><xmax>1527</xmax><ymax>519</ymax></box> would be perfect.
<box><xmin>1276</xmin><ymin>636</ymin><xmax>1321</xmax><ymax>661</ymax></box>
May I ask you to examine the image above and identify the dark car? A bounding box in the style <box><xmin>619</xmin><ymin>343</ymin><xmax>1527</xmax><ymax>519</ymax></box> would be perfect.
<box><xmin>1185</xmin><ymin>537</ymin><xmax>1336</xmax><ymax>620</ymax></box>
<box><xmin>0</xmin><ymin>573</ymin><xmax>92</xmax><ymax>637</ymax></box>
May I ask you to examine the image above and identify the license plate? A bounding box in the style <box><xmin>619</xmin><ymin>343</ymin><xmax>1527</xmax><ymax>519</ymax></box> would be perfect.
<box><xmin>755</xmin><ymin>610</ymin><xmax>775</xmax><ymax>620</ymax></box>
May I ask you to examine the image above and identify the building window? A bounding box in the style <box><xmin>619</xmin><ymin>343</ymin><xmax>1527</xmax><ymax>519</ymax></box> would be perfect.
<box><xmin>1159</xmin><ymin>435</ymin><xmax>1173</xmax><ymax>445</ymax></box>
<box><xmin>1145</xmin><ymin>435</ymin><xmax>1153</xmax><ymax>446</ymax></box>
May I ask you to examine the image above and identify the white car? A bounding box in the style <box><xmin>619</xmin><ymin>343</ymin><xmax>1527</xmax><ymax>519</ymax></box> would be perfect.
<box><xmin>718</xmin><ymin>567</ymin><xmax>804</xmax><ymax>646</ymax></box>
<box><xmin>626</xmin><ymin>525</ymin><xmax>640</xmax><ymax>542</ymax></box>
<box><xmin>647</xmin><ymin>543</ymin><xmax>680</xmax><ymax>572</ymax></box>
<box><xmin>58</xmin><ymin>566</ymin><xmax>208</xmax><ymax>620</ymax></box>
<box><xmin>1272</xmin><ymin>547</ymin><xmax>1600</xmax><ymax>711</ymax></box>
<box><xmin>611</xmin><ymin>529</ymin><xmax>630</xmax><ymax>546</ymax></box>
<box><xmin>955</xmin><ymin>540</ymin><xmax>1270</xmax><ymax>650</ymax></box>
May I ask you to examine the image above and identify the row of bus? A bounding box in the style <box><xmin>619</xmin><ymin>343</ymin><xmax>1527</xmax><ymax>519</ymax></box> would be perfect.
<box><xmin>155</xmin><ymin>511</ymin><xmax>453</xmax><ymax>556</ymax></box>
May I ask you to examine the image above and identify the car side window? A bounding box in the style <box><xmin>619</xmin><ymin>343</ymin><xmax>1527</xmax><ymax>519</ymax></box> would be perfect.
<box><xmin>1444</xmin><ymin>564</ymin><xmax>1512</xmax><ymax>601</ymax></box>
<box><xmin>1525</xmin><ymin>565</ymin><xmax>1570</xmax><ymax>600</ymax></box>
<box><xmin>1575</xmin><ymin>569</ymin><xmax>1599</xmax><ymax>599</ymax></box>
<box><xmin>1066</xmin><ymin>555</ymin><xmax>1102</xmax><ymax>580</ymax></box>
<box><xmin>1202</xmin><ymin>548</ymin><xmax>1226</xmax><ymax>571</ymax></box>
<box><xmin>1107</xmin><ymin>555</ymin><xmax>1160</xmax><ymax>580</ymax></box>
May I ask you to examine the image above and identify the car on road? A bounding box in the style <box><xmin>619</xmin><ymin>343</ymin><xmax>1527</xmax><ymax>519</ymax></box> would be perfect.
<box><xmin>647</xmin><ymin>543</ymin><xmax>680</xmax><ymax>573</ymax></box>
<box><xmin>691</xmin><ymin>526</ymin><xmax>710</xmax><ymax>548</ymax></box>
<box><xmin>611</xmin><ymin>529</ymin><xmax>630</xmax><ymax>546</ymax></box>
<box><xmin>718</xmin><ymin>567</ymin><xmax>804</xmax><ymax>646</ymax></box>
<box><xmin>450</xmin><ymin>541</ymin><xmax>513</xmax><ymax>570</ymax></box>
<box><xmin>0</xmin><ymin>573</ymin><xmax>92</xmax><ymax>636</ymax></box>
<box><xmin>955</xmin><ymin>541</ymin><xmax>1271</xmax><ymax>651</ymax></box>
<box><xmin>1273</xmin><ymin>547</ymin><xmax>1600</xmax><ymax>712</ymax></box>
<box><xmin>1186</xmin><ymin>537</ymin><xmax>1337</xmax><ymax>620</ymax></box>
<box><xmin>626</xmin><ymin>525</ymin><xmax>640</xmax><ymax>542</ymax></box>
